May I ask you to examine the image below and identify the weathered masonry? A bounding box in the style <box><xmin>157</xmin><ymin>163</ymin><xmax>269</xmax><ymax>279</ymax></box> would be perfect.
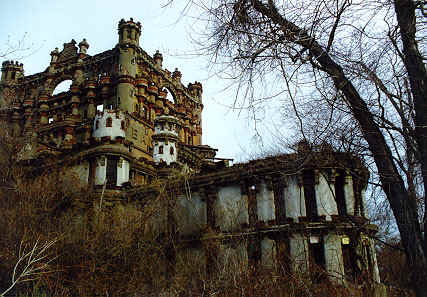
<box><xmin>0</xmin><ymin>18</ymin><xmax>214</xmax><ymax>189</ymax></box>
<box><xmin>0</xmin><ymin>18</ymin><xmax>381</xmax><ymax>286</ymax></box>
<box><xmin>128</xmin><ymin>146</ymin><xmax>381</xmax><ymax>284</ymax></box>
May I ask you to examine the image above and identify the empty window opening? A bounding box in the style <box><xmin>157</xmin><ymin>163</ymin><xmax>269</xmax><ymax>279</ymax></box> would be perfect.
<box><xmin>159</xmin><ymin>145</ymin><xmax>163</xmax><ymax>154</ymax></box>
<box><xmin>342</xmin><ymin>237</ymin><xmax>358</xmax><ymax>281</ymax></box>
<box><xmin>205</xmin><ymin>188</ymin><xmax>217</xmax><ymax>230</ymax></box>
<box><xmin>248</xmin><ymin>237</ymin><xmax>261</xmax><ymax>268</ymax></box>
<box><xmin>121</xmin><ymin>120</ymin><xmax>125</xmax><ymax>130</ymax></box>
<box><xmin>52</xmin><ymin>80</ymin><xmax>72</xmax><ymax>95</ymax></box>
<box><xmin>106</xmin><ymin>157</ymin><xmax>118</xmax><ymax>187</ymax></box>
<box><xmin>276</xmin><ymin>237</ymin><xmax>291</xmax><ymax>273</ymax></box>
<box><xmin>273</xmin><ymin>178</ymin><xmax>286</xmax><ymax>224</ymax></box>
<box><xmin>95</xmin><ymin>120</ymin><xmax>100</xmax><ymax>129</ymax></box>
<box><xmin>309</xmin><ymin>235</ymin><xmax>326</xmax><ymax>283</ymax></box>
<box><xmin>303</xmin><ymin>170</ymin><xmax>318</xmax><ymax>219</ymax></box>
<box><xmin>170</xmin><ymin>146</ymin><xmax>174</xmax><ymax>155</ymax></box>
<box><xmin>106</xmin><ymin>117</ymin><xmax>112</xmax><ymax>127</ymax></box>
<box><xmin>334</xmin><ymin>171</ymin><xmax>347</xmax><ymax>216</ymax></box>
<box><xmin>248</xmin><ymin>184</ymin><xmax>258</xmax><ymax>226</ymax></box>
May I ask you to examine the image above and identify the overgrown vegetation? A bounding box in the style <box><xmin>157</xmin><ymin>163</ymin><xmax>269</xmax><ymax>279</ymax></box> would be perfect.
<box><xmin>0</xmin><ymin>133</ymin><xmax>411</xmax><ymax>296</ymax></box>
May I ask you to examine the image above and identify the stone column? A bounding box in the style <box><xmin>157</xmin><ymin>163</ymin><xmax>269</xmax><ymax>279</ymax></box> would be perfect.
<box><xmin>324</xmin><ymin>233</ymin><xmax>345</xmax><ymax>284</ymax></box>
<box><xmin>216</xmin><ymin>185</ymin><xmax>248</xmax><ymax>232</ymax></box>
<box><xmin>257</xmin><ymin>180</ymin><xmax>276</xmax><ymax>224</ymax></box>
<box><xmin>315</xmin><ymin>169</ymin><xmax>338</xmax><ymax>221</ymax></box>
<box><xmin>290</xmin><ymin>233</ymin><xmax>309</xmax><ymax>273</ymax></box>
<box><xmin>343</xmin><ymin>170</ymin><xmax>355</xmax><ymax>215</ymax></box>
<box><xmin>285</xmin><ymin>175</ymin><xmax>306</xmax><ymax>222</ymax></box>
<box><xmin>38</xmin><ymin>91</ymin><xmax>49</xmax><ymax>125</ymax></box>
<box><xmin>94</xmin><ymin>155</ymin><xmax>106</xmax><ymax>186</ymax></box>
<box><xmin>261</xmin><ymin>237</ymin><xmax>276</xmax><ymax>269</ymax></box>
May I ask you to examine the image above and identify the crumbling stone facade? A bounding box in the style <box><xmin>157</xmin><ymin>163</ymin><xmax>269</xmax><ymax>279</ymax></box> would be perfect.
<box><xmin>0</xmin><ymin>18</ymin><xmax>382</xmax><ymax>288</ymax></box>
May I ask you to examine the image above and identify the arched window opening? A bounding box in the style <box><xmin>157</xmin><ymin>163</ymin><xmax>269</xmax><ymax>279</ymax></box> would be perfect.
<box><xmin>52</xmin><ymin>80</ymin><xmax>72</xmax><ymax>95</ymax></box>
<box><xmin>165</xmin><ymin>88</ymin><xmax>176</xmax><ymax>104</ymax></box>
<box><xmin>106</xmin><ymin>117</ymin><xmax>112</xmax><ymax>127</ymax></box>
<box><xmin>95</xmin><ymin>120</ymin><xmax>100</xmax><ymax>129</ymax></box>
<box><xmin>170</xmin><ymin>146</ymin><xmax>174</xmax><ymax>155</ymax></box>
<box><xmin>159</xmin><ymin>145</ymin><xmax>163</xmax><ymax>154</ymax></box>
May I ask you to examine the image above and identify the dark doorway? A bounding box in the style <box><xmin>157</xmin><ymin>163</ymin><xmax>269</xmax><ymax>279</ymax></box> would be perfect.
<box><xmin>106</xmin><ymin>157</ymin><xmax>118</xmax><ymax>187</ymax></box>
<box><xmin>334</xmin><ymin>171</ymin><xmax>347</xmax><ymax>216</ymax></box>
<box><xmin>309</xmin><ymin>236</ymin><xmax>326</xmax><ymax>283</ymax></box>
<box><xmin>303</xmin><ymin>171</ymin><xmax>318</xmax><ymax>219</ymax></box>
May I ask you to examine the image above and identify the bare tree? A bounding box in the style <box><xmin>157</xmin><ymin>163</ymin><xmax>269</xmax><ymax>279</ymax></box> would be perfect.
<box><xmin>0</xmin><ymin>237</ymin><xmax>58</xmax><ymax>297</ymax></box>
<box><xmin>170</xmin><ymin>0</ymin><xmax>427</xmax><ymax>295</ymax></box>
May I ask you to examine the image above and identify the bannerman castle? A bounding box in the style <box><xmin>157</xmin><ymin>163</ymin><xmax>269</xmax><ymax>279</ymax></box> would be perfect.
<box><xmin>0</xmin><ymin>18</ymin><xmax>384</xmax><ymax>288</ymax></box>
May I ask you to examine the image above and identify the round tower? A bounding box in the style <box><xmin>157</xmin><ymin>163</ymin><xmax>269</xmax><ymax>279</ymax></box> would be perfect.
<box><xmin>116</xmin><ymin>18</ymin><xmax>140</xmax><ymax>114</ymax></box>
<box><xmin>152</xmin><ymin>115</ymin><xmax>181</xmax><ymax>166</ymax></box>
<box><xmin>118</xmin><ymin>18</ymin><xmax>141</xmax><ymax>47</ymax></box>
<box><xmin>1</xmin><ymin>60</ymin><xmax>24</xmax><ymax>82</ymax></box>
<box><xmin>0</xmin><ymin>61</ymin><xmax>24</xmax><ymax>107</ymax></box>
<box><xmin>93</xmin><ymin>109</ymin><xmax>126</xmax><ymax>140</ymax></box>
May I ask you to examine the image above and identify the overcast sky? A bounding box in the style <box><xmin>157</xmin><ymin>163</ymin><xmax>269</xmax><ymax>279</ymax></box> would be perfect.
<box><xmin>1</xmin><ymin>0</ymin><xmax>283</xmax><ymax>161</ymax></box>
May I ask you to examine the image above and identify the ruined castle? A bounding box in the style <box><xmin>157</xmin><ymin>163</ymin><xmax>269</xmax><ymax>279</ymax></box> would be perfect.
<box><xmin>0</xmin><ymin>18</ymin><xmax>382</xmax><ymax>286</ymax></box>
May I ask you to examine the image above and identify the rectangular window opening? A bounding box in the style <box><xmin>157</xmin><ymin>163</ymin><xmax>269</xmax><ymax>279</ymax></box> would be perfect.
<box><xmin>309</xmin><ymin>235</ymin><xmax>326</xmax><ymax>283</ymax></box>
<box><xmin>334</xmin><ymin>170</ymin><xmax>347</xmax><ymax>216</ymax></box>
<box><xmin>303</xmin><ymin>171</ymin><xmax>318</xmax><ymax>219</ymax></box>
<box><xmin>106</xmin><ymin>157</ymin><xmax>118</xmax><ymax>187</ymax></box>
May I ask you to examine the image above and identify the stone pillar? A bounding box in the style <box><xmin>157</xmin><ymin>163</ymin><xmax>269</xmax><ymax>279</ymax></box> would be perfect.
<box><xmin>324</xmin><ymin>233</ymin><xmax>345</xmax><ymax>283</ymax></box>
<box><xmin>215</xmin><ymin>185</ymin><xmax>248</xmax><ymax>231</ymax></box>
<box><xmin>290</xmin><ymin>233</ymin><xmax>309</xmax><ymax>273</ymax></box>
<box><xmin>95</xmin><ymin>155</ymin><xmax>106</xmax><ymax>186</ymax></box>
<box><xmin>86</xmin><ymin>78</ymin><xmax>97</xmax><ymax>119</ymax></box>
<box><xmin>285</xmin><ymin>175</ymin><xmax>306</xmax><ymax>222</ymax></box>
<box><xmin>38</xmin><ymin>91</ymin><xmax>49</xmax><ymax>125</ymax></box>
<box><xmin>343</xmin><ymin>170</ymin><xmax>355</xmax><ymax>215</ymax></box>
<box><xmin>369</xmin><ymin>239</ymin><xmax>381</xmax><ymax>283</ymax></box>
<box><xmin>204</xmin><ymin>187</ymin><xmax>217</xmax><ymax>230</ymax></box>
<box><xmin>63</xmin><ymin>126</ymin><xmax>75</xmax><ymax>149</ymax></box>
<box><xmin>315</xmin><ymin>169</ymin><xmax>338</xmax><ymax>221</ymax></box>
<box><xmin>116</xmin><ymin>157</ymin><xmax>129</xmax><ymax>186</ymax></box>
<box><xmin>257</xmin><ymin>180</ymin><xmax>275</xmax><ymax>224</ymax></box>
<box><xmin>261</xmin><ymin>237</ymin><xmax>276</xmax><ymax>269</ymax></box>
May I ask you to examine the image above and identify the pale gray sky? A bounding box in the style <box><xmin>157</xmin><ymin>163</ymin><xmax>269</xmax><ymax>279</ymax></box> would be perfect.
<box><xmin>1</xmin><ymin>0</ymin><xmax>281</xmax><ymax>161</ymax></box>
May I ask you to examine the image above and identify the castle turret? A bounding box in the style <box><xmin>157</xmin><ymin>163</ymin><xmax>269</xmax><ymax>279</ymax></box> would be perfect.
<box><xmin>1</xmin><ymin>60</ymin><xmax>24</xmax><ymax>82</ymax></box>
<box><xmin>153</xmin><ymin>50</ymin><xmax>163</xmax><ymax>68</ymax></box>
<box><xmin>116</xmin><ymin>18</ymin><xmax>140</xmax><ymax>114</ymax></box>
<box><xmin>0</xmin><ymin>61</ymin><xmax>24</xmax><ymax>107</ymax></box>
<box><xmin>118</xmin><ymin>18</ymin><xmax>141</xmax><ymax>47</ymax></box>
<box><xmin>152</xmin><ymin>115</ymin><xmax>181</xmax><ymax>166</ymax></box>
<box><xmin>93</xmin><ymin>109</ymin><xmax>126</xmax><ymax>140</ymax></box>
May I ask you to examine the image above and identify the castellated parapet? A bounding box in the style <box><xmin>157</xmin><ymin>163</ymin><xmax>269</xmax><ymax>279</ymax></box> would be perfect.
<box><xmin>153</xmin><ymin>115</ymin><xmax>180</xmax><ymax>166</ymax></box>
<box><xmin>92</xmin><ymin>109</ymin><xmax>126</xmax><ymax>140</ymax></box>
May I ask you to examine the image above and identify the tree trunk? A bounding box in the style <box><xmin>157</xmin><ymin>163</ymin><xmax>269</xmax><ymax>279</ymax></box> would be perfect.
<box><xmin>250</xmin><ymin>1</ymin><xmax>427</xmax><ymax>295</ymax></box>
